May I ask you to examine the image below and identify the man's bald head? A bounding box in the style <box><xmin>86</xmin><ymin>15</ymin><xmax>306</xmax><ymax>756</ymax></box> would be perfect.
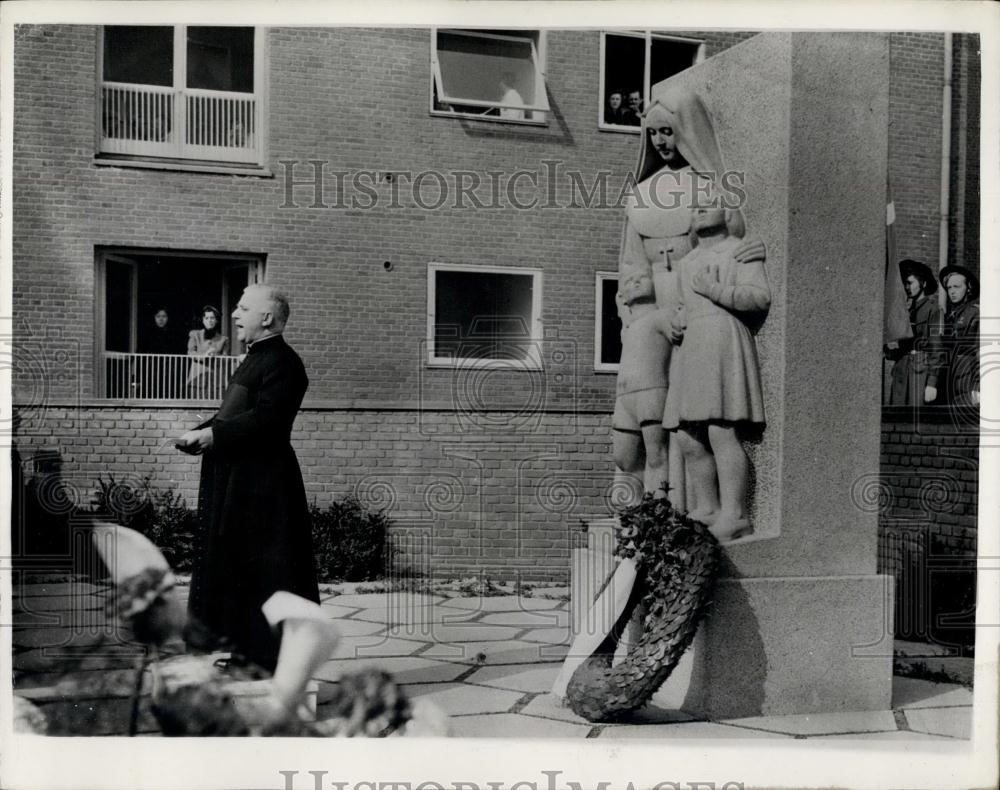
<box><xmin>233</xmin><ymin>284</ymin><xmax>291</xmax><ymax>343</ymax></box>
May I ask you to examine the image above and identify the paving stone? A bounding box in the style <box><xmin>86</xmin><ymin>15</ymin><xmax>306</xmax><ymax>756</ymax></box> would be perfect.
<box><xmin>316</xmin><ymin>656</ymin><xmax>469</xmax><ymax>685</ymax></box>
<box><xmin>464</xmin><ymin>663</ymin><xmax>561</xmax><ymax>694</ymax></box>
<box><xmin>813</xmin><ymin>729</ymin><xmax>954</xmax><ymax>741</ymax></box>
<box><xmin>722</xmin><ymin>709</ymin><xmax>899</xmax><ymax>736</ymax></box>
<box><xmin>317</xmin><ymin>603</ymin><xmax>364</xmax><ymax>619</ymax></box>
<box><xmin>599</xmin><ymin>721</ymin><xmax>792</xmax><ymax>739</ymax></box>
<box><xmin>518</xmin><ymin>693</ymin><xmax>594</xmax><ymax>725</ymax></box>
<box><xmin>903</xmin><ymin>707</ymin><xmax>972</xmax><ymax>739</ymax></box>
<box><xmin>400</xmin><ymin>682</ymin><xmax>523</xmax><ymax>716</ymax></box>
<box><xmin>328</xmin><ymin>634</ymin><xmax>425</xmax><ymax>660</ymax></box>
<box><xmin>437</xmin><ymin>596</ymin><xmax>565</xmax><ymax>613</ymax></box>
<box><xmin>350</xmin><ymin>604</ymin><xmax>477</xmax><ymax>627</ymax></box>
<box><xmin>320</xmin><ymin>592</ymin><xmax>445</xmax><ymax>609</ymax></box>
<box><xmin>452</xmin><ymin>713</ymin><xmax>591</xmax><ymax>738</ymax></box>
<box><xmin>478</xmin><ymin>610</ymin><xmax>569</xmax><ymax>628</ymax></box>
<box><xmin>384</xmin><ymin>622</ymin><xmax>523</xmax><ymax>643</ymax></box>
<box><xmin>418</xmin><ymin>639</ymin><xmax>568</xmax><ymax>664</ymax></box>
<box><xmin>892</xmin><ymin>677</ymin><xmax>974</xmax><ymax>709</ymax></box>
<box><xmin>328</xmin><ymin>618</ymin><xmax>387</xmax><ymax>637</ymax></box>
<box><xmin>517</xmin><ymin>626</ymin><xmax>573</xmax><ymax>645</ymax></box>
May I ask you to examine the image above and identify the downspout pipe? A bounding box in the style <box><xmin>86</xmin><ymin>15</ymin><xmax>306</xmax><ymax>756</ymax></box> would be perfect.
<box><xmin>939</xmin><ymin>33</ymin><xmax>953</xmax><ymax>282</ymax></box>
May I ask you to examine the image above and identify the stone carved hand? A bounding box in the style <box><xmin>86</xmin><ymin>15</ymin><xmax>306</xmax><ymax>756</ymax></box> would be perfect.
<box><xmin>733</xmin><ymin>234</ymin><xmax>766</xmax><ymax>264</ymax></box>
<box><xmin>669</xmin><ymin>307</ymin><xmax>686</xmax><ymax>344</ymax></box>
<box><xmin>691</xmin><ymin>266</ymin><xmax>721</xmax><ymax>300</ymax></box>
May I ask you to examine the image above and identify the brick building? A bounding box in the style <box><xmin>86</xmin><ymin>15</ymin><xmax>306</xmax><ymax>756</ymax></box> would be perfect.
<box><xmin>11</xmin><ymin>27</ymin><xmax>980</xmax><ymax>591</ymax></box>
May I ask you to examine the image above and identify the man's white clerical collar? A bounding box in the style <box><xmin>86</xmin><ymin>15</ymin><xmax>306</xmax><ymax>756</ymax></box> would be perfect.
<box><xmin>247</xmin><ymin>333</ymin><xmax>282</xmax><ymax>350</ymax></box>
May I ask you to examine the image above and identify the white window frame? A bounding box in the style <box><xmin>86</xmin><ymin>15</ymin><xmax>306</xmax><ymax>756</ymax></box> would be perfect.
<box><xmin>594</xmin><ymin>271</ymin><xmax>621</xmax><ymax>373</ymax></box>
<box><xmin>598</xmin><ymin>31</ymin><xmax>705</xmax><ymax>133</ymax></box>
<box><xmin>94</xmin><ymin>247</ymin><xmax>264</xmax><ymax>399</ymax></box>
<box><xmin>95</xmin><ymin>25</ymin><xmax>268</xmax><ymax>170</ymax></box>
<box><xmin>426</xmin><ymin>262</ymin><xmax>544</xmax><ymax>369</ymax></box>
<box><xmin>429</xmin><ymin>28</ymin><xmax>550</xmax><ymax>125</ymax></box>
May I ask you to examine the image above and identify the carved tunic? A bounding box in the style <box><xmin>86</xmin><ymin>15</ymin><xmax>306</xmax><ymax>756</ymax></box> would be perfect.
<box><xmin>663</xmin><ymin>237</ymin><xmax>770</xmax><ymax>428</ymax></box>
<box><xmin>888</xmin><ymin>294</ymin><xmax>942</xmax><ymax>405</ymax></box>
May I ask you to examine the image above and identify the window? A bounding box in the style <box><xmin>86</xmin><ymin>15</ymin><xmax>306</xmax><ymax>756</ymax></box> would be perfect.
<box><xmin>595</xmin><ymin>272</ymin><xmax>623</xmax><ymax>372</ymax></box>
<box><xmin>97</xmin><ymin>26</ymin><xmax>265</xmax><ymax>166</ymax></box>
<box><xmin>427</xmin><ymin>263</ymin><xmax>544</xmax><ymax>367</ymax></box>
<box><xmin>431</xmin><ymin>29</ymin><xmax>550</xmax><ymax>123</ymax></box>
<box><xmin>95</xmin><ymin>249</ymin><xmax>264</xmax><ymax>400</ymax></box>
<box><xmin>599</xmin><ymin>31</ymin><xmax>704</xmax><ymax>131</ymax></box>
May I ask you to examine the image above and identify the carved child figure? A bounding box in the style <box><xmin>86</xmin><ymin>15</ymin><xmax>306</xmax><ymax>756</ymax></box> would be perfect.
<box><xmin>663</xmin><ymin>202</ymin><xmax>771</xmax><ymax>542</ymax></box>
<box><xmin>612</xmin><ymin>269</ymin><xmax>677</xmax><ymax>497</ymax></box>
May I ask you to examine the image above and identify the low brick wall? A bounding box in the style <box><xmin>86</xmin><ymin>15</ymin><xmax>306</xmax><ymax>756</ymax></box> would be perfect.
<box><xmin>13</xmin><ymin>403</ymin><xmax>621</xmax><ymax>581</ymax></box>
<box><xmin>877</xmin><ymin>407</ymin><xmax>978</xmax><ymax>650</ymax></box>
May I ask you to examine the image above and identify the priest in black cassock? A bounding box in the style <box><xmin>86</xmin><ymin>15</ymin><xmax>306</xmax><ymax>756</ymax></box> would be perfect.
<box><xmin>175</xmin><ymin>284</ymin><xmax>319</xmax><ymax>673</ymax></box>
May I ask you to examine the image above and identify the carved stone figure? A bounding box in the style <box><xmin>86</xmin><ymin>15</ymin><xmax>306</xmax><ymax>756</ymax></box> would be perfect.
<box><xmin>663</xmin><ymin>201</ymin><xmax>771</xmax><ymax>541</ymax></box>
<box><xmin>886</xmin><ymin>259</ymin><xmax>942</xmax><ymax>405</ymax></box>
<box><xmin>614</xmin><ymin>88</ymin><xmax>764</xmax><ymax>504</ymax></box>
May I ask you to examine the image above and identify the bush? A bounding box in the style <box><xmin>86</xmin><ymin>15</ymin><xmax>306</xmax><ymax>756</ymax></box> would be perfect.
<box><xmin>92</xmin><ymin>475</ymin><xmax>198</xmax><ymax>573</ymax></box>
<box><xmin>310</xmin><ymin>496</ymin><xmax>394</xmax><ymax>582</ymax></box>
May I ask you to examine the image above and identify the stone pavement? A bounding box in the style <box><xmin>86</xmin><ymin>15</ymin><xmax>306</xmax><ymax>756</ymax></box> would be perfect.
<box><xmin>10</xmin><ymin>577</ymin><xmax>974</xmax><ymax>739</ymax></box>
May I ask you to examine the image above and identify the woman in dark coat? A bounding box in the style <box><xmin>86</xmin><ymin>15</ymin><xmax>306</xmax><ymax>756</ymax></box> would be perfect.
<box><xmin>929</xmin><ymin>265</ymin><xmax>980</xmax><ymax>407</ymax></box>
<box><xmin>887</xmin><ymin>259</ymin><xmax>942</xmax><ymax>405</ymax></box>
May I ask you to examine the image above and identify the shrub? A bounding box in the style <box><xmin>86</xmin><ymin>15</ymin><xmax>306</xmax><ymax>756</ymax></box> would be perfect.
<box><xmin>92</xmin><ymin>475</ymin><xmax>198</xmax><ymax>573</ymax></box>
<box><xmin>310</xmin><ymin>496</ymin><xmax>394</xmax><ymax>582</ymax></box>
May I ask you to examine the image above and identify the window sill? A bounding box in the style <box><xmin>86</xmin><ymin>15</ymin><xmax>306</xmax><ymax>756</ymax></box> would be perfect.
<box><xmin>598</xmin><ymin>123</ymin><xmax>641</xmax><ymax>134</ymax></box>
<box><xmin>94</xmin><ymin>155</ymin><xmax>273</xmax><ymax>178</ymax></box>
<box><xmin>429</xmin><ymin>110</ymin><xmax>548</xmax><ymax>127</ymax></box>
<box><xmin>426</xmin><ymin>358</ymin><xmax>543</xmax><ymax>372</ymax></box>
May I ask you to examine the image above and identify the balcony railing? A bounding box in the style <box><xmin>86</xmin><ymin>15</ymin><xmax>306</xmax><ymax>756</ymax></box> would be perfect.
<box><xmin>103</xmin><ymin>352</ymin><xmax>242</xmax><ymax>401</ymax></box>
<box><xmin>99</xmin><ymin>82</ymin><xmax>260</xmax><ymax>164</ymax></box>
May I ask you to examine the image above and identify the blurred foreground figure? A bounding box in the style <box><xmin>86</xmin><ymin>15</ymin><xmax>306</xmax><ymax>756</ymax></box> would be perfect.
<box><xmin>86</xmin><ymin>523</ymin><xmax>448</xmax><ymax>737</ymax></box>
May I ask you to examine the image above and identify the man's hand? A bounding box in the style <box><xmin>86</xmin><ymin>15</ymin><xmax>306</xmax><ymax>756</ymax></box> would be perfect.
<box><xmin>924</xmin><ymin>385</ymin><xmax>937</xmax><ymax>404</ymax></box>
<box><xmin>733</xmin><ymin>234</ymin><xmax>766</xmax><ymax>264</ymax></box>
<box><xmin>175</xmin><ymin>428</ymin><xmax>213</xmax><ymax>455</ymax></box>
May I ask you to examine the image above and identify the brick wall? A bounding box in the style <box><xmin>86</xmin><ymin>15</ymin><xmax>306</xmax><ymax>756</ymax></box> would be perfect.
<box><xmin>877</xmin><ymin>407</ymin><xmax>978</xmax><ymax>647</ymax></box>
<box><xmin>13</xmin><ymin>405</ymin><xmax>623</xmax><ymax>580</ymax></box>
<box><xmin>12</xmin><ymin>27</ymin><xmax>978</xmax><ymax>577</ymax></box>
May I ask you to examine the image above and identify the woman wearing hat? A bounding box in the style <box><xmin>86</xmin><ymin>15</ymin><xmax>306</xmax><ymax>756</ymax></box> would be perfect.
<box><xmin>928</xmin><ymin>265</ymin><xmax>980</xmax><ymax>406</ymax></box>
<box><xmin>887</xmin><ymin>259</ymin><xmax>942</xmax><ymax>405</ymax></box>
<box><xmin>187</xmin><ymin>305</ymin><xmax>229</xmax><ymax>395</ymax></box>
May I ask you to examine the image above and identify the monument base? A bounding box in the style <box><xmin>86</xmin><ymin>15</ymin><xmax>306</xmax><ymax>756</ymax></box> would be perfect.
<box><xmin>570</xmin><ymin>521</ymin><xmax>893</xmax><ymax>720</ymax></box>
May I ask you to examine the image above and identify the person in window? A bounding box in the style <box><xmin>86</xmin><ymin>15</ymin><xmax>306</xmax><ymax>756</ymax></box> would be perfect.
<box><xmin>498</xmin><ymin>71</ymin><xmax>526</xmax><ymax>120</ymax></box>
<box><xmin>928</xmin><ymin>265</ymin><xmax>980</xmax><ymax>407</ymax></box>
<box><xmin>147</xmin><ymin>308</ymin><xmax>175</xmax><ymax>355</ymax></box>
<box><xmin>605</xmin><ymin>89</ymin><xmax>627</xmax><ymax>125</ymax></box>
<box><xmin>187</xmin><ymin>305</ymin><xmax>229</xmax><ymax>395</ymax></box>
<box><xmin>621</xmin><ymin>89</ymin><xmax>643</xmax><ymax>126</ymax></box>
<box><xmin>886</xmin><ymin>259</ymin><xmax>942</xmax><ymax>405</ymax></box>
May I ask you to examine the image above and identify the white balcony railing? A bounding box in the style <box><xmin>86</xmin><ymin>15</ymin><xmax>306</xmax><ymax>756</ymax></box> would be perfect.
<box><xmin>103</xmin><ymin>352</ymin><xmax>242</xmax><ymax>401</ymax></box>
<box><xmin>100</xmin><ymin>82</ymin><xmax>260</xmax><ymax>164</ymax></box>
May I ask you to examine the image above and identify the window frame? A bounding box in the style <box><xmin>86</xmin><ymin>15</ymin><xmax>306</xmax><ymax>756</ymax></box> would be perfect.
<box><xmin>594</xmin><ymin>271</ymin><xmax>622</xmax><ymax>373</ymax></box>
<box><xmin>93</xmin><ymin>247</ymin><xmax>265</xmax><ymax>400</ymax></box>
<box><xmin>598</xmin><ymin>30</ymin><xmax>705</xmax><ymax>134</ymax></box>
<box><xmin>94</xmin><ymin>25</ymin><xmax>269</xmax><ymax>171</ymax></box>
<box><xmin>426</xmin><ymin>262</ymin><xmax>545</xmax><ymax>370</ymax></box>
<box><xmin>429</xmin><ymin>28</ymin><xmax>550</xmax><ymax>125</ymax></box>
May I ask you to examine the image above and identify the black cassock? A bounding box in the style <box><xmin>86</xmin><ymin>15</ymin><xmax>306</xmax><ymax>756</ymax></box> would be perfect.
<box><xmin>188</xmin><ymin>334</ymin><xmax>319</xmax><ymax>670</ymax></box>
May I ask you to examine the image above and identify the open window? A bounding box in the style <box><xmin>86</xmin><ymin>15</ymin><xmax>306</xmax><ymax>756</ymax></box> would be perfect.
<box><xmin>97</xmin><ymin>26</ymin><xmax>266</xmax><ymax>166</ymax></box>
<box><xmin>599</xmin><ymin>32</ymin><xmax>704</xmax><ymax>131</ymax></box>
<box><xmin>594</xmin><ymin>272</ymin><xmax>623</xmax><ymax>372</ymax></box>
<box><xmin>431</xmin><ymin>29</ymin><xmax>550</xmax><ymax>123</ymax></box>
<box><xmin>95</xmin><ymin>248</ymin><xmax>264</xmax><ymax>400</ymax></box>
<box><xmin>427</xmin><ymin>263</ymin><xmax>544</xmax><ymax>368</ymax></box>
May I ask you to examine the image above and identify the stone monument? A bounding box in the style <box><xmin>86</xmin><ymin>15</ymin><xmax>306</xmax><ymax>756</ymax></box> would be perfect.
<box><xmin>566</xmin><ymin>32</ymin><xmax>893</xmax><ymax>719</ymax></box>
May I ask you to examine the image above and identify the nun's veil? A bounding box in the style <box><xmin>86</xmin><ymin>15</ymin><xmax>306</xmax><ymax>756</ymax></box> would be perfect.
<box><xmin>630</xmin><ymin>86</ymin><xmax>746</xmax><ymax>237</ymax></box>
